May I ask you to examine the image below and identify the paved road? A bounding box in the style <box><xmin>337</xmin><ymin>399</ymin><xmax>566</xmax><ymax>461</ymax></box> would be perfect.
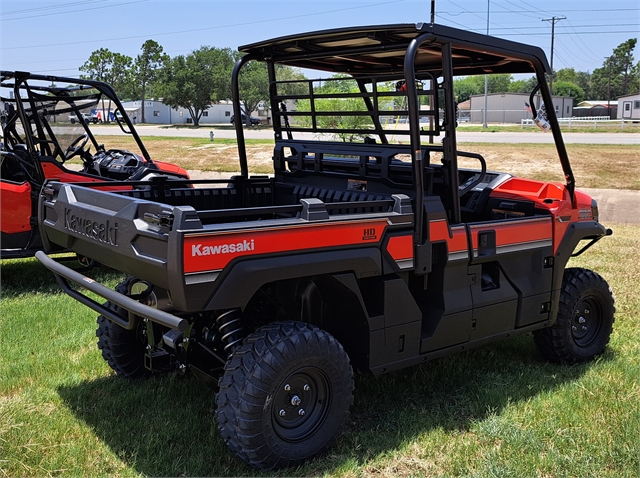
<box><xmin>582</xmin><ymin>188</ymin><xmax>640</xmax><ymax>226</ymax></box>
<box><xmin>92</xmin><ymin>125</ymin><xmax>638</xmax><ymax>145</ymax></box>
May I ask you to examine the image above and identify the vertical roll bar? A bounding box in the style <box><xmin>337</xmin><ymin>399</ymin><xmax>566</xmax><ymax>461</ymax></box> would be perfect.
<box><xmin>231</xmin><ymin>55</ymin><xmax>254</xmax><ymax>178</ymax></box>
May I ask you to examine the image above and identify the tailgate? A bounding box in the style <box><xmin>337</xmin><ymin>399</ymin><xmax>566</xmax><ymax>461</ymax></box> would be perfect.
<box><xmin>39</xmin><ymin>181</ymin><xmax>202</xmax><ymax>290</ymax></box>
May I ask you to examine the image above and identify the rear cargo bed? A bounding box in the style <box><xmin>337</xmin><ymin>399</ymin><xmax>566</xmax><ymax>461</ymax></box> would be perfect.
<box><xmin>39</xmin><ymin>178</ymin><xmax>410</xmax><ymax>311</ymax></box>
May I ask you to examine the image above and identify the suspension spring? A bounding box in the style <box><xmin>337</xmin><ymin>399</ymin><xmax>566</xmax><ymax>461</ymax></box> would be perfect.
<box><xmin>215</xmin><ymin>309</ymin><xmax>244</xmax><ymax>352</ymax></box>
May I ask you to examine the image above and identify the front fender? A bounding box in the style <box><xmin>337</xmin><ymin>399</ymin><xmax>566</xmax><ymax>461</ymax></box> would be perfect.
<box><xmin>548</xmin><ymin>220</ymin><xmax>610</xmax><ymax>324</ymax></box>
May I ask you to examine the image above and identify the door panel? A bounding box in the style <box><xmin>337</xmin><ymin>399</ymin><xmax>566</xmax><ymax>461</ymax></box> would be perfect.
<box><xmin>467</xmin><ymin>217</ymin><xmax>553</xmax><ymax>328</ymax></box>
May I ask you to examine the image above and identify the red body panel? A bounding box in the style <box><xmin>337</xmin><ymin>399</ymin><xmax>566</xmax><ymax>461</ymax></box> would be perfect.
<box><xmin>468</xmin><ymin>217</ymin><xmax>553</xmax><ymax>250</ymax></box>
<box><xmin>0</xmin><ymin>181</ymin><xmax>32</xmax><ymax>234</ymax></box>
<box><xmin>153</xmin><ymin>160</ymin><xmax>189</xmax><ymax>178</ymax></box>
<box><xmin>430</xmin><ymin>220</ymin><xmax>467</xmax><ymax>254</ymax></box>
<box><xmin>386</xmin><ymin>235</ymin><xmax>413</xmax><ymax>261</ymax></box>
<box><xmin>41</xmin><ymin>162</ymin><xmax>105</xmax><ymax>183</ymax></box>
<box><xmin>184</xmin><ymin>219</ymin><xmax>389</xmax><ymax>274</ymax></box>
<box><xmin>491</xmin><ymin>177</ymin><xmax>594</xmax><ymax>254</ymax></box>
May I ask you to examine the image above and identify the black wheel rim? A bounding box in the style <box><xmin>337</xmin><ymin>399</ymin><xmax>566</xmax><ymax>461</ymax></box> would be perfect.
<box><xmin>272</xmin><ymin>366</ymin><xmax>330</xmax><ymax>443</ymax></box>
<box><xmin>571</xmin><ymin>296</ymin><xmax>602</xmax><ymax>347</ymax></box>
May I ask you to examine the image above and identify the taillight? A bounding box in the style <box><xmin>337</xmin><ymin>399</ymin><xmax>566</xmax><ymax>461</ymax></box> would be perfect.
<box><xmin>591</xmin><ymin>199</ymin><xmax>599</xmax><ymax>222</ymax></box>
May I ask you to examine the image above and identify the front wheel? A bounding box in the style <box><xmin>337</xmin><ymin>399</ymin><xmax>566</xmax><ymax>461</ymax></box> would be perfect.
<box><xmin>216</xmin><ymin>321</ymin><xmax>354</xmax><ymax>470</ymax></box>
<box><xmin>534</xmin><ymin>268</ymin><xmax>615</xmax><ymax>363</ymax></box>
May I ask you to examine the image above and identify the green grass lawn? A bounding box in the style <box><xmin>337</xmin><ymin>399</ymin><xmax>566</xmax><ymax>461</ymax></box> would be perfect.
<box><xmin>1</xmin><ymin>226</ymin><xmax>638</xmax><ymax>477</ymax></box>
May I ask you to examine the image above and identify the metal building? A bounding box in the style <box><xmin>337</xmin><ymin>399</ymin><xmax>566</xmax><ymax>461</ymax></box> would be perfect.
<box><xmin>468</xmin><ymin>92</ymin><xmax>573</xmax><ymax>124</ymax></box>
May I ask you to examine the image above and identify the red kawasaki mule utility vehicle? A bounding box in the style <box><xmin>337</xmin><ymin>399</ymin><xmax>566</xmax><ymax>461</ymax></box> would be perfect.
<box><xmin>36</xmin><ymin>24</ymin><xmax>614</xmax><ymax>470</ymax></box>
<box><xmin>0</xmin><ymin>71</ymin><xmax>189</xmax><ymax>259</ymax></box>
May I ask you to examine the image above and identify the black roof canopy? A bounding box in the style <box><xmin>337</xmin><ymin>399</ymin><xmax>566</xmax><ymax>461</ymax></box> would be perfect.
<box><xmin>239</xmin><ymin>23</ymin><xmax>550</xmax><ymax>78</ymax></box>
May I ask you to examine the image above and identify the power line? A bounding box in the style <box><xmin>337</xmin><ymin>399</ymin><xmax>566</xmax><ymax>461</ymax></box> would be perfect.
<box><xmin>0</xmin><ymin>0</ymin><xmax>113</xmax><ymax>16</ymax></box>
<box><xmin>438</xmin><ymin>7</ymin><xmax>639</xmax><ymax>15</ymax></box>
<box><xmin>496</xmin><ymin>0</ymin><xmax>541</xmax><ymax>20</ymax></box>
<box><xmin>1</xmin><ymin>0</ymin><xmax>151</xmax><ymax>22</ymax></box>
<box><xmin>489</xmin><ymin>23</ymin><xmax>639</xmax><ymax>31</ymax></box>
<box><xmin>1</xmin><ymin>0</ymin><xmax>407</xmax><ymax>51</ymax></box>
<box><xmin>499</xmin><ymin>30</ymin><xmax>639</xmax><ymax>36</ymax></box>
<box><xmin>512</xmin><ymin>0</ymin><xmax>554</xmax><ymax>16</ymax></box>
<box><xmin>560</xmin><ymin>21</ymin><xmax>605</xmax><ymax>63</ymax></box>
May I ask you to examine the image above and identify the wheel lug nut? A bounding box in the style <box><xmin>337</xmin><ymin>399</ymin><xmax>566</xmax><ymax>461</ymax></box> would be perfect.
<box><xmin>303</xmin><ymin>384</ymin><xmax>310</xmax><ymax>391</ymax></box>
<box><xmin>298</xmin><ymin>409</ymin><xmax>305</xmax><ymax>416</ymax></box>
<box><xmin>284</xmin><ymin>384</ymin><xmax>291</xmax><ymax>391</ymax></box>
<box><xmin>578</xmin><ymin>317</ymin><xmax>586</xmax><ymax>324</ymax></box>
<box><xmin>279</xmin><ymin>409</ymin><xmax>286</xmax><ymax>417</ymax></box>
<box><xmin>291</xmin><ymin>395</ymin><xmax>301</xmax><ymax>406</ymax></box>
<box><xmin>582</xmin><ymin>326</ymin><xmax>588</xmax><ymax>331</ymax></box>
<box><xmin>585</xmin><ymin>309</ymin><xmax>590</xmax><ymax>314</ymax></box>
<box><xmin>572</xmin><ymin>325</ymin><xmax>577</xmax><ymax>331</ymax></box>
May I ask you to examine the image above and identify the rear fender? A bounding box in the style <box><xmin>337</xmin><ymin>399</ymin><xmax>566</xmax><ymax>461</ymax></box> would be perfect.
<box><xmin>200</xmin><ymin>248</ymin><xmax>382</xmax><ymax>311</ymax></box>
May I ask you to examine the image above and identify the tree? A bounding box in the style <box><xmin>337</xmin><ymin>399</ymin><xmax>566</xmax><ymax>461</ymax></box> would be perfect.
<box><xmin>590</xmin><ymin>39</ymin><xmax>638</xmax><ymax>100</ymax></box>
<box><xmin>80</xmin><ymin>49</ymin><xmax>133</xmax><ymax>90</ymax></box>
<box><xmin>574</xmin><ymin>71</ymin><xmax>592</xmax><ymax>99</ymax></box>
<box><xmin>555</xmin><ymin>67</ymin><xmax>577</xmax><ymax>83</ymax></box>
<box><xmin>236</xmin><ymin>59</ymin><xmax>270</xmax><ymax>126</ymax></box>
<box><xmin>108</xmin><ymin>53</ymin><xmax>135</xmax><ymax>98</ymax></box>
<box><xmin>80</xmin><ymin>48</ymin><xmax>115</xmax><ymax>82</ymax></box>
<box><xmin>274</xmin><ymin>65</ymin><xmax>309</xmax><ymax>96</ymax></box>
<box><xmin>235</xmin><ymin>61</ymin><xmax>307</xmax><ymax>126</ymax></box>
<box><xmin>80</xmin><ymin>49</ymin><xmax>133</xmax><ymax>121</ymax></box>
<box><xmin>611</xmin><ymin>38</ymin><xmax>637</xmax><ymax>95</ymax></box>
<box><xmin>133</xmin><ymin>40</ymin><xmax>168</xmax><ymax>123</ymax></box>
<box><xmin>551</xmin><ymin>81</ymin><xmax>585</xmax><ymax>104</ymax></box>
<box><xmin>486</xmin><ymin>74</ymin><xmax>514</xmax><ymax>93</ymax></box>
<box><xmin>453</xmin><ymin>74</ymin><xmax>514</xmax><ymax>102</ymax></box>
<box><xmin>295</xmin><ymin>74</ymin><xmax>394</xmax><ymax>142</ymax></box>
<box><xmin>453</xmin><ymin>76</ymin><xmax>481</xmax><ymax>102</ymax></box>
<box><xmin>159</xmin><ymin>47</ymin><xmax>235</xmax><ymax>127</ymax></box>
<box><xmin>508</xmin><ymin>76</ymin><xmax>538</xmax><ymax>94</ymax></box>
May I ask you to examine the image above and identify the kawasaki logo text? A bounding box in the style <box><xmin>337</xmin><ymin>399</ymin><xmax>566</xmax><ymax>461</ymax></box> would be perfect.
<box><xmin>64</xmin><ymin>208</ymin><xmax>118</xmax><ymax>246</ymax></box>
<box><xmin>192</xmin><ymin>240</ymin><xmax>255</xmax><ymax>256</ymax></box>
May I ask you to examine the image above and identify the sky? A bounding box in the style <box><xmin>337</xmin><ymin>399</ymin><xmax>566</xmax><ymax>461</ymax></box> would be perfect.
<box><xmin>1</xmin><ymin>0</ymin><xmax>638</xmax><ymax>80</ymax></box>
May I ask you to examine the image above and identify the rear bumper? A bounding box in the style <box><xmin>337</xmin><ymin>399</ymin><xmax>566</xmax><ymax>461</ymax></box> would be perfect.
<box><xmin>35</xmin><ymin>251</ymin><xmax>188</xmax><ymax>332</ymax></box>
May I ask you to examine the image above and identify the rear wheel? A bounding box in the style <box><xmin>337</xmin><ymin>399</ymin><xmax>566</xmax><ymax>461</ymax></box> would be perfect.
<box><xmin>96</xmin><ymin>277</ymin><xmax>150</xmax><ymax>379</ymax></box>
<box><xmin>534</xmin><ymin>268</ymin><xmax>615</xmax><ymax>363</ymax></box>
<box><xmin>216</xmin><ymin>321</ymin><xmax>354</xmax><ymax>470</ymax></box>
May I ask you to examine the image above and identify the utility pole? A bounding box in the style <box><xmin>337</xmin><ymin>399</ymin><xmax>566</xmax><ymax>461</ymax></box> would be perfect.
<box><xmin>482</xmin><ymin>0</ymin><xmax>490</xmax><ymax>129</ymax></box>
<box><xmin>430</xmin><ymin>0</ymin><xmax>435</xmax><ymax>23</ymax></box>
<box><xmin>606</xmin><ymin>56</ymin><xmax>612</xmax><ymax>116</ymax></box>
<box><xmin>541</xmin><ymin>16</ymin><xmax>565</xmax><ymax>95</ymax></box>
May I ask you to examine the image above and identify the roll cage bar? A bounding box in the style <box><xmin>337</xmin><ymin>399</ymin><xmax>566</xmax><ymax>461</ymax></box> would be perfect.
<box><xmin>231</xmin><ymin>23</ymin><xmax>577</xmax><ymax>239</ymax></box>
<box><xmin>0</xmin><ymin>70</ymin><xmax>153</xmax><ymax>163</ymax></box>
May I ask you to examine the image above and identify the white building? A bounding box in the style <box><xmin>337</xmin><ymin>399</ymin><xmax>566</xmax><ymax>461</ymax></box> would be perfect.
<box><xmin>468</xmin><ymin>92</ymin><xmax>573</xmax><ymax>124</ymax></box>
<box><xmin>616</xmin><ymin>93</ymin><xmax>640</xmax><ymax>120</ymax></box>
<box><xmin>120</xmin><ymin>100</ymin><xmax>236</xmax><ymax>124</ymax></box>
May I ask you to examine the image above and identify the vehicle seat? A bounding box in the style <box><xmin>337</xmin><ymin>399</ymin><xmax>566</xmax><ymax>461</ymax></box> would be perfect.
<box><xmin>0</xmin><ymin>145</ymin><xmax>30</xmax><ymax>183</ymax></box>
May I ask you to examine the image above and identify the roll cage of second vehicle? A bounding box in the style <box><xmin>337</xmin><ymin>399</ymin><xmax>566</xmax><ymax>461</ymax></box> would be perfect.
<box><xmin>0</xmin><ymin>71</ymin><xmax>189</xmax><ymax>259</ymax></box>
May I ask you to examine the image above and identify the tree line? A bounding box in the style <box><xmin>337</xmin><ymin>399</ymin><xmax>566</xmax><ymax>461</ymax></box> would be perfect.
<box><xmin>80</xmin><ymin>40</ymin><xmax>305</xmax><ymax>126</ymax></box>
<box><xmin>453</xmin><ymin>39</ymin><xmax>638</xmax><ymax>104</ymax></box>
<box><xmin>81</xmin><ymin>38</ymin><xmax>638</xmax><ymax>125</ymax></box>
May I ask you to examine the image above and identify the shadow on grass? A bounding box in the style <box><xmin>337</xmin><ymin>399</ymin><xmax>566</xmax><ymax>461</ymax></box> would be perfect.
<box><xmin>0</xmin><ymin>256</ymin><xmax>124</xmax><ymax>299</ymax></box>
<box><xmin>56</xmin><ymin>334</ymin><xmax>610</xmax><ymax>477</ymax></box>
